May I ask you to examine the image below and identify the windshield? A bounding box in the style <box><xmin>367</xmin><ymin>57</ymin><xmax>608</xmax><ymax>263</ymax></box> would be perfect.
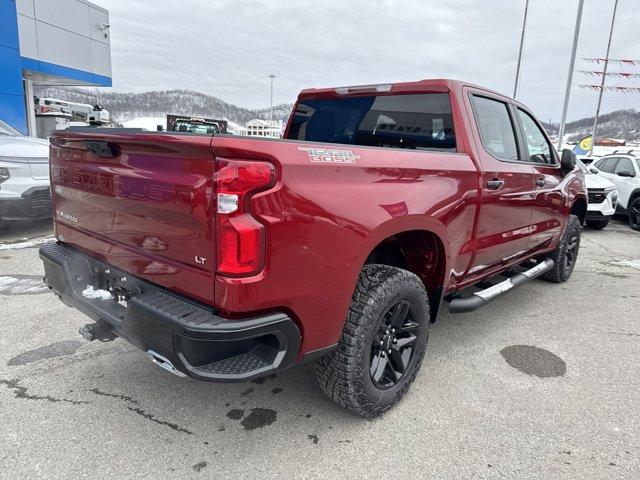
<box><xmin>0</xmin><ymin>119</ymin><xmax>21</xmax><ymax>136</ymax></box>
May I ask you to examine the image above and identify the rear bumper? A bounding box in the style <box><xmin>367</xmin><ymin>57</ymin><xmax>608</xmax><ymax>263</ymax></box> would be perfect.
<box><xmin>0</xmin><ymin>186</ymin><xmax>52</xmax><ymax>221</ymax></box>
<box><xmin>585</xmin><ymin>210</ymin><xmax>614</xmax><ymax>220</ymax></box>
<box><xmin>39</xmin><ymin>242</ymin><xmax>300</xmax><ymax>382</ymax></box>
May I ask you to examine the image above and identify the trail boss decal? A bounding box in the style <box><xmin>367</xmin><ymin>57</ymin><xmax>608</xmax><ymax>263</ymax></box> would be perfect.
<box><xmin>298</xmin><ymin>147</ymin><xmax>359</xmax><ymax>164</ymax></box>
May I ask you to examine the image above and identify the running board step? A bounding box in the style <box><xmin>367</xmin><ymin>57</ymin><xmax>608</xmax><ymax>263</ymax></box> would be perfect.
<box><xmin>448</xmin><ymin>259</ymin><xmax>554</xmax><ymax>314</ymax></box>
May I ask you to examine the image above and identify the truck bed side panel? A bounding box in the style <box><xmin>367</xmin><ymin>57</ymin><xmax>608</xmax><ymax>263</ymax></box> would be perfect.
<box><xmin>211</xmin><ymin>136</ymin><xmax>479</xmax><ymax>355</ymax></box>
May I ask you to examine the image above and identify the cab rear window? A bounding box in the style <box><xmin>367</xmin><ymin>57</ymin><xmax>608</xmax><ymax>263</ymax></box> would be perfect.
<box><xmin>286</xmin><ymin>93</ymin><xmax>456</xmax><ymax>151</ymax></box>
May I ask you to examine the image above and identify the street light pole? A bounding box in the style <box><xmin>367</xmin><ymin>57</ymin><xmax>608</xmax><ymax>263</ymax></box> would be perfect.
<box><xmin>268</xmin><ymin>74</ymin><xmax>276</xmax><ymax>123</ymax></box>
<box><xmin>513</xmin><ymin>0</ymin><xmax>530</xmax><ymax>99</ymax></box>
<box><xmin>589</xmin><ymin>0</ymin><xmax>619</xmax><ymax>156</ymax></box>
<box><xmin>557</xmin><ymin>0</ymin><xmax>585</xmax><ymax>150</ymax></box>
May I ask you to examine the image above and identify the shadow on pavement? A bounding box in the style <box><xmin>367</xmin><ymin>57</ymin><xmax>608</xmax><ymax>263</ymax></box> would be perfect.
<box><xmin>0</xmin><ymin>219</ymin><xmax>53</xmax><ymax>243</ymax></box>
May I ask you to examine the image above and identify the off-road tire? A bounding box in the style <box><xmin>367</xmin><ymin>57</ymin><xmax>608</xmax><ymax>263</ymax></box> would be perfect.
<box><xmin>585</xmin><ymin>218</ymin><xmax>609</xmax><ymax>230</ymax></box>
<box><xmin>541</xmin><ymin>214</ymin><xmax>581</xmax><ymax>283</ymax></box>
<box><xmin>314</xmin><ymin>264</ymin><xmax>430</xmax><ymax>418</ymax></box>
<box><xmin>628</xmin><ymin>197</ymin><xmax>640</xmax><ymax>231</ymax></box>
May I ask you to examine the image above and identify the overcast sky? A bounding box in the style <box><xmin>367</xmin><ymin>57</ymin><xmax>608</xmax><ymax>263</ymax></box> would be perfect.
<box><xmin>98</xmin><ymin>0</ymin><xmax>639</xmax><ymax>121</ymax></box>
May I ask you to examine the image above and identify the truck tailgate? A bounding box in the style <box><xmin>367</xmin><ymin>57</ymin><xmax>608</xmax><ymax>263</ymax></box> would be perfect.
<box><xmin>49</xmin><ymin>131</ymin><xmax>217</xmax><ymax>305</ymax></box>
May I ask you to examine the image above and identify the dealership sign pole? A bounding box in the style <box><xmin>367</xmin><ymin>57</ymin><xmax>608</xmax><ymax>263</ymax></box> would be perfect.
<box><xmin>269</xmin><ymin>74</ymin><xmax>276</xmax><ymax>123</ymax></box>
<box><xmin>513</xmin><ymin>0</ymin><xmax>529</xmax><ymax>99</ymax></box>
<box><xmin>557</xmin><ymin>0</ymin><xmax>584</xmax><ymax>150</ymax></box>
<box><xmin>589</xmin><ymin>0</ymin><xmax>619</xmax><ymax>156</ymax></box>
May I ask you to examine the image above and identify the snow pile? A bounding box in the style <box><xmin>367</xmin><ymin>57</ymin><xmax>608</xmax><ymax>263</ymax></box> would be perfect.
<box><xmin>122</xmin><ymin>116</ymin><xmax>166</xmax><ymax>131</ymax></box>
<box><xmin>0</xmin><ymin>276</ymin><xmax>49</xmax><ymax>295</ymax></box>
<box><xmin>81</xmin><ymin>285</ymin><xmax>112</xmax><ymax>301</ymax></box>
<box><xmin>612</xmin><ymin>259</ymin><xmax>640</xmax><ymax>270</ymax></box>
<box><xmin>0</xmin><ymin>237</ymin><xmax>55</xmax><ymax>251</ymax></box>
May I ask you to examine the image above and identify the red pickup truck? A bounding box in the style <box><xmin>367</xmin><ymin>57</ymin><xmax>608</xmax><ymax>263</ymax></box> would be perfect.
<box><xmin>40</xmin><ymin>79</ymin><xmax>586</xmax><ymax>417</ymax></box>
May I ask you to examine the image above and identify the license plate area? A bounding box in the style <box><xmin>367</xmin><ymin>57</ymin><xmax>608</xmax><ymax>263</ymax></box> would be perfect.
<box><xmin>65</xmin><ymin>254</ymin><xmax>147</xmax><ymax>325</ymax></box>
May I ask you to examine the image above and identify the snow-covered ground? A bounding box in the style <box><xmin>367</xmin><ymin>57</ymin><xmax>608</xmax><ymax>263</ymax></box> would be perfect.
<box><xmin>121</xmin><ymin>116</ymin><xmax>166</xmax><ymax>131</ymax></box>
<box><xmin>589</xmin><ymin>145</ymin><xmax>639</xmax><ymax>157</ymax></box>
<box><xmin>0</xmin><ymin>237</ymin><xmax>54</xmax><ymax>251</ymax></box>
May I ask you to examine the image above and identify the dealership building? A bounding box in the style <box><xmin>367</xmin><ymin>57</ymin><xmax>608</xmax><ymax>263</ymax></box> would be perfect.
<box><xmin>0</xmin><ymin>0</ymin><xmax>111</xmax><ymax>135</ymax></box>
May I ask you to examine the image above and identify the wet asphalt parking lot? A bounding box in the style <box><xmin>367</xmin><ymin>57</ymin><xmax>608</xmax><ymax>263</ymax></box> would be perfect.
<box><xmin>0</xmin><ymin>218</ymin><xmax>639</xmax><ymax>479</ymax></box>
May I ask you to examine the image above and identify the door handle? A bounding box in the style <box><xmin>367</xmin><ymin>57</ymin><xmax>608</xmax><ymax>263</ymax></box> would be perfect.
<box><xmin>486</xmin><ymin>178</ymin><xmax>504</xmax><ymax>190</ymax></box>
<box><xmin>536</xmin><ymin>178</ymin><xmax>546</xmax><ymax>187</ymax></box>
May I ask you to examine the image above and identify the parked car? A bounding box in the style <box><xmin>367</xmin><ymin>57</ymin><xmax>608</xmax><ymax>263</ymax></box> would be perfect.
<box><xmin>576</xmin><ymin>159</ymin><xmax>618</xmax><ymax>229</ymax></box>
<box><xmin>0</xmin><ymin>119</ymin><xmax>51</xmax><ymax>225</ymax></box>
<box><xmin>40</xmin><ymin>79</ymin><xmax>586</xmax><ymax>417</ymax></box>
<box><xmin>588</xmin><ymin>153</ymin><xmax>640</xmax><ymax>230</ymax></box>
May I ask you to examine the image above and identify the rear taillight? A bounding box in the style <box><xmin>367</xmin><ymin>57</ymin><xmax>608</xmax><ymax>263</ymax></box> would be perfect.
<box><xmin>215</xmin><ymin>160</ymin><xmax>276</xmax><ymax>276</ymax></box>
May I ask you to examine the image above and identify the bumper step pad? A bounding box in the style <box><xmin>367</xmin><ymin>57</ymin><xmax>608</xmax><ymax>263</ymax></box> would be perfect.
<box><xmin>195</xmin><ymin>348</ymin><xmax>273</xmax><ymax>376</ymax></box>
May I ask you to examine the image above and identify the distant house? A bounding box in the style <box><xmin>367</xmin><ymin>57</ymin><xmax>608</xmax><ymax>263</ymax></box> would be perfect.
<box><xmin>597</xmin><ymin>138</ymin><xmax>626</xmax><ymax>147</ymax></box>
<box><xmin>240</xmin><ymin>119</ymin><xmax>281</xmax><ymax>138</ymax></box>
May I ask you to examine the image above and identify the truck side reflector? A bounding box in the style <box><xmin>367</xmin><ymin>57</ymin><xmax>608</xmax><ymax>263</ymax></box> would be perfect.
<box><xmin>215</xmin><ymin>160</ymin><xmax>276</xmax><ymax>276</ymax></box>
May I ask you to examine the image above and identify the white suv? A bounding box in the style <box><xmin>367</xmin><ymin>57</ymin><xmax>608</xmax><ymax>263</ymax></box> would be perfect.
<box><xmin>0</xmin><ymin>119</ymin><xmax>51</xmax><ymax>225</ymax></box>
<box><xmin>589</xmin><ymin>153</ymin><xmax>640</xmax><ymax>230</ymax></box>
<box><xmin>577</xmin><ymin>160</ymin><xmax>618</xmax><ymax>229</ymax></box>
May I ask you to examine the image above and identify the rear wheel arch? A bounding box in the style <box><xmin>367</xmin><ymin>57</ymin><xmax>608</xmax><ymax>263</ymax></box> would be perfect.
<box><xmin>363</xmin><ymin>229</ymin><xmax>447</xmax><ymax>322</ymax></box>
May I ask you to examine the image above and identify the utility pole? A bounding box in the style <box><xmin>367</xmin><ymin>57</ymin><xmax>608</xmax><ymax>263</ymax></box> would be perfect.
<box><xmin>513</xmin><ymin>0</ymin><xmax>530</xmax><ymax>99</ymax></box>
<box><xmin>557</xmin><ymin>0</ymin><xmax>584</xmax><ymax>150</ymax></box>
<box><xmin>589</xmin><ymin>0</ymin><xmax>619</xmax><ymax>156</ymax></box>
<box><xmin>268</xmin><ymin>74</ymin><xmax>276</xmax><ymax>123</ymax></box>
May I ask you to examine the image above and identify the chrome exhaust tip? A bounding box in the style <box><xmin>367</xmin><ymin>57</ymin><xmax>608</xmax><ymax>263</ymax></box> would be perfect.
<box><xmin>147</xmin><ymin>350</ymin><xmax>186</xmax><ymax>378</ymax></box>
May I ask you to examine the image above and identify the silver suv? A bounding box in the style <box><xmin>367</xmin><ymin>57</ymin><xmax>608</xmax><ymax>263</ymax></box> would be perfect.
<box><xmin>0</xmin><ymin>119</ymin><xmax>51</xmax><ymax>225</ymax></box>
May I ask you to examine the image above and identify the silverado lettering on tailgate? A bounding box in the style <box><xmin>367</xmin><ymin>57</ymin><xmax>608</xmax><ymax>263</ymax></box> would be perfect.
<box><xmin>52</xmin><ymin>166</ymin><xmax>193</xmax><ymax>204</ymax></box>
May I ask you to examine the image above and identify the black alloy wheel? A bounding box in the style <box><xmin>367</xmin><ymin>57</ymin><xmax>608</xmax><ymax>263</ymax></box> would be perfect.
<box><xmin>563</xmin><ymin>230</ymin><xmax>580</xmax><ymax>272</ymax></box>
<box><xmin>370</xmin><ymin>300</ymin><xmax>419</xmax><ymax>389</ymax></box>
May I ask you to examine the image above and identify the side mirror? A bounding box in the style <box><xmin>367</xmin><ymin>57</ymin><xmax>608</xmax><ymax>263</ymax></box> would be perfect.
<box><xmin>589</xmin><ymin>168</ymin><xmax>598</xmax><ymax>174</ymax></box>
<box><xmin>561</xmin><ymin>149</ymin><xmax>577</xmax><ymax>173</ymax></box>
<box><xmin>618</xmin><ymin>170</ymin><xmax>635</xmax><ymax>178</ymax></box>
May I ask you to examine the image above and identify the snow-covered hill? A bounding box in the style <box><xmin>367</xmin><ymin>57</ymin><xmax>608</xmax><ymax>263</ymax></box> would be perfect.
<box><xmin>541</xmin><ymin>110</ymin><xmax>640</xmax><ymax>143</ymax></box>
<box><xmin>34</xmin><ymin>87</ymin><xmax>293</xmax><ymax>126</ymax></box>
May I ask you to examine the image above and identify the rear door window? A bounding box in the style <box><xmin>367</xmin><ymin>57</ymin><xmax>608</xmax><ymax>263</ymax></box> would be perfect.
<box><xmin>470</xmin><ymin>95</ymin><xmax>519</xmax><ymax>162</ymax></box>
<box><xmin>614</xmin><ymin>157</ymin><xmax>635</xmax><ymax>175</ymax></box>
<box><xmin>286</xmin><ymin>93</ymin><xmax>456</xmax><ymax>150</ymax></box>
